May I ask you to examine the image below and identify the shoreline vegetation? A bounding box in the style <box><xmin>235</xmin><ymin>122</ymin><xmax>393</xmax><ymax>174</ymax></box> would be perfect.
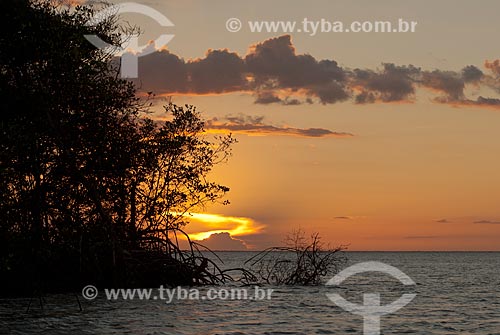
<box><xmin>0</xmin><ymin>0</ymin><xmax>345</xmax><ymax>299</ymax></box>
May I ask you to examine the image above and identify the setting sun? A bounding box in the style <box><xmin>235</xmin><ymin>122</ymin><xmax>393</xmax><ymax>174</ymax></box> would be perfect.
<box><xmin>173</xmin><ymin>212</ymin><xmax>263</xmax><ymax>241</ymax></box>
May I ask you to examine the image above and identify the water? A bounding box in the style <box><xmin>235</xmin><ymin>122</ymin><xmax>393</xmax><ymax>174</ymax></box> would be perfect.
<box><xmin>1</xmin><ymin>252</ymin><xmax>499</xmax><ymax>334</ymax></box>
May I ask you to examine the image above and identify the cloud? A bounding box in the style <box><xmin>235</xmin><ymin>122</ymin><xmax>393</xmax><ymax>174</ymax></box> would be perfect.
<box><xmin>482</xmin><ymin>60</ymin><xmax>500</xmax><ymax>94</ymax></box>
<box><xmin>473</xmin><ymin>220</ymin><xmax>500</xmax><ymax>224</ymax></box>
<box><xmin>129</xmin><ymin>36</ymin><xmax>500</xmax><ymax>109</ymax></box>
<box><xmin>435</xmin><ymin>219</ymin><xmax>452</xmax><ymax>223</ymax></box>
<box><xmin>254</xmin><ymin>91</ymin><xmax>283</xmax><ymax>104</ymax></box>
<box><xmin>245</xmin><ymin>35</ymin><xmax>349</xmax><ymax>104</ymax></box>
<box><xmin>133</xmin><ymin>48</ymin><xmax>245</xmax><ymax>94</ymax></box>
<box><xmin>475</xmin><ymin>96</ymin><xmax>500</xmax><ymax>105</ymax></box>
<box><xmin>334</xmin><ymin>216</ymin><xmax>352</xmax><ymax>220</ymax></box>
<box><xmin>462</xmin><ymin>65</ymin><xmax>483</xmax><ymax>83</ymax></box>
<box><xmin>421</xmin><ymin>70</ymin><xmax>465</xmax><ymax>102</ymax></box>
<box><xmin>134</xmin><ymin>49</ymin><xmax>189</xmax><ymax>93</ymax></box>
<box><xmin>188</xmin><ymin>49</ymin><xmax>247</xmax><ymax>94</ymax></box>
<box><xmin>485</xmin><ymin>60</ymin><xmax>500</xmax><ymax>77</ymax></box>
<box><xmin>254</xmin><ymin>91</ymin><xmax>304</xmax><ymax>105</ymax></box>
<box><xmin>353</xmin><ymin>64</ymin><xmax>419</xmax><ymax>103</ymax></box>
<box><xmin>205</xmin><ymin>114</ymin><xmax>353</xmax><ymax>138</ymax></box>
<box><xmin>197</xmin><ymin>232</ymin><xmax>247</xmax><ymax>251</ymax></box>
<box><xmin>451</xmin><ymin>96</ymin><xmax>500</xmax><ymax>108</ymax></box>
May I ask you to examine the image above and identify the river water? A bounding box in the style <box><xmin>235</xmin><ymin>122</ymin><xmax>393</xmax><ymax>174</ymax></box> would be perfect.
<box><xmin>1</xmin><ymin>252</ymin><xmax>499</xmax><ymax>334</ymax></box>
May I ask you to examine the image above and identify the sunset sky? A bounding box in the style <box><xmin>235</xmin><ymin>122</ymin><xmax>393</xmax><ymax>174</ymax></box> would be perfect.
<box><xmin>104</xmin><ymin>0</ymin><xmax>500</xmax><ymax>250</ymax></box>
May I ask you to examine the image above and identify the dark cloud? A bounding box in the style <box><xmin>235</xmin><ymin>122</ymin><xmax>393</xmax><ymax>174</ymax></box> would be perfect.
<box><xmin>198</xmin><ymin>232</ymin><xmax>247</xmax><ymax>251</ymax></box>
<box><xmin>353</xmin><ymin>64</ymin><xmax>419</xmax><ymax>103</ymax></box>
<box><xmin>460</xmin><ymin>96</ymin><xmax>500</xmax><ymax>107</ymax></box>
<box><xmin>475</xmin><ymin>96</ymin><xmax>500</xmax><ymax>105</ymax></box>
<box><xmin>462</xmin><ymin>65</ymin><xmax>483</xmax><ymax>83</ymax></box>
<box><xmin>205</xmin><ymin>114</ymin><xmax>353</xmax><ymax>138</ymax></box>
<box><xmin>473</xmin><ymin>220</ymin><xmax>500</xmax><ymax>224</ymax></box>
<box><xmin>421</xmin><ymin>70</ymin><xmax>465</xmax><ymax>102</ymax></box>
<box><xmin>134</xmin><ymin>49</ymin><xmax>189</xmax><ymax>93</ymax></box>
<box><xmin>418</xmin><ymin>69</ymin><xmax>500</xmax><ymax>108</ymax></box>
<box><xmin>133</xmin><ymin>48</ymin><xmax>246</xmax><ymax>94</ymax></box>
<box><xmin>355</xmin><ymin>91</ymin><xmax>376</xmax><ymax>104</ymax></box>
<box><xmin>188</xmin><ymin>49</ymin><xmax>246</xmax><ymax>94</ymax></box>
<box><xmin>246</xmin><ymin>36</ymin><xmax>345</xmax><ymax>86</ymax></box>
<box><xmin>435</xmin><ymin>219</ymin><xmax>452</xmax><ymax>223</ymax></box>
<box><xmin>334</xmin><ymin>216</ymin><xmax>351</xmax><ymax>220</ymax></box>
<box><xmin>312</xmin><ymin>81</ymin><xmax>350</xmax><ymax>104</ymax></box>
<box><xmin>254</xmin><ymin>93</ymin><xmax>303</xmax><ymax>105</ymax></box>
<box><xmin>246</xmin><ymin>35</ymin><xmax>349</xmax><ymax>104</ymax></box>
<box><xmin>129</xmin><ymin>36</ymin><xmax>500</xmax><ymax>109</ymax></box>
<box><xmin>254</xmin><ymin>91</ymin><xmax>283</xmax><ymax>104</ymax></box>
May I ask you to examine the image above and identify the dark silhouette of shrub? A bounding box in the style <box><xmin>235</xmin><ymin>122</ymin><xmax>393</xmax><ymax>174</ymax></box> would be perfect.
<box><xmin>0</xmin><ymin>1</ymin><xmax>236</xmax><ymax>295</ymax></box>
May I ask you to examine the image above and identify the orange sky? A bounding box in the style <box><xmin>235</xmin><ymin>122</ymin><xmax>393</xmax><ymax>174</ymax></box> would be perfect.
<box><xmin>164</xmin><ymin>91</ymin><xmax>500</xmax><ymax>251</ymax></box>
<box><xmin>113</xmin><ymin>0</ymin><xmax>500</xmax><ymax>250</ymax></box>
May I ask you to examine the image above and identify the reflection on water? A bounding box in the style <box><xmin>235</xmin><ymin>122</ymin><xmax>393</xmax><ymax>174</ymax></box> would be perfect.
<box><xmin>1</xmin><ymin>252</ymin><xmax>499</xmax><ymax>334</ymax></box>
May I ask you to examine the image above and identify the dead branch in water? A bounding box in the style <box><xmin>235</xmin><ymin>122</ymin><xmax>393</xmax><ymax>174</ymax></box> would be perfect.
<box><xmin>245</xmin><ymin>229</ymin><xmax>347</xmax><ymax>285</ymax></box>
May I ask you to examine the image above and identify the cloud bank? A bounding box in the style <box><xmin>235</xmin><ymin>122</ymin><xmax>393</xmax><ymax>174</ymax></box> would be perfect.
<box><xmin>473</xmin><ymin>220</ymin><xmax>500</xmax><ymax>225</ymax></box>
<box><xmin>197</xmin><ymin>232</ymin><xmax>247</xmax><ymax>251</ymax></box>
<box><xmin>205</xmin><ymin>115</ymin><xmax>353</xmax><ymax>138</ymax></box>
<box><xmin>129</xmin><ymin>35</ymin><xmax>500</xmax><ymax>109</ymax></box>
<box><xmin>435</xmin><ymin>219</ymin><xmax>452</xmax><ymax>223</ymax></box>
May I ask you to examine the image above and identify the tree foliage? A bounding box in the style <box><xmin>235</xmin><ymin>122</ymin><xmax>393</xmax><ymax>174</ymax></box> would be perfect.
<box><xmin>0</xmin><ymin>0</ymin><xmax>235</xmax><ymax>293</ymax></box>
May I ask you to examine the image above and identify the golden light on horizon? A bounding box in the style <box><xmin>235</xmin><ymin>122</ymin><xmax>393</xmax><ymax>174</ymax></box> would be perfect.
<box><xmin>172</xmin><ymin>212</ymin><xmax>263</xmax><ymax>241</ymax></box>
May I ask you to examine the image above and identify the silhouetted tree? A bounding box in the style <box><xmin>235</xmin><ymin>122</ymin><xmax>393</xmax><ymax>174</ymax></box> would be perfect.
<box><xmin>0</xmin><ymin>1</ymin><xmax>234</xmax><ymax>294</ymax></box>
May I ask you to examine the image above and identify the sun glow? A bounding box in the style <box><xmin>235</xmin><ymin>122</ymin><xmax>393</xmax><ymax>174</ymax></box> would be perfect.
<box><xmin>173</xmin><ymin>212</ymin><xmax>263</xmax><ymax>240</ymax></box>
